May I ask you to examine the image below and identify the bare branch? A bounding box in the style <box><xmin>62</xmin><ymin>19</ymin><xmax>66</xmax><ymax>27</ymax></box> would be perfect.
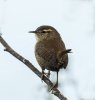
<box><xmin>0</xmin><ymin>35</ymin><xmax>67</xmax><ymax>100</ymax></box>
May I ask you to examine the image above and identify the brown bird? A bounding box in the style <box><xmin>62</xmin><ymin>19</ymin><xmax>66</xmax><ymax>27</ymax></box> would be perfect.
<box><xmin>29</xmin><ymin>25</ymin><xmax>71</xmax><ymax>89</ymax></box>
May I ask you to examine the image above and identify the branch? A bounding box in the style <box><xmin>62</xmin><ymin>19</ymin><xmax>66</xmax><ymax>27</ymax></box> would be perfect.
<box><xmin>0</xmin><ymin>35</ymin><xmax>67</xmax><ymax>100</ymax></box>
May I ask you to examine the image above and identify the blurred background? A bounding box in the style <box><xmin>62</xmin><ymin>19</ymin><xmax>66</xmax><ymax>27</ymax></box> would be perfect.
<box><xmin>0</xmin><ymin>0</ymin><xmax>95</xmax><ymax>100</ymax></box>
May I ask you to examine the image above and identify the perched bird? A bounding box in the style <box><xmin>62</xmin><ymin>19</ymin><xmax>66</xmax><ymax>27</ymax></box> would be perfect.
<box><xmin>29</xmin><ymin>25</ymin><xmax>71</xmax><ymax>89</ymax></box>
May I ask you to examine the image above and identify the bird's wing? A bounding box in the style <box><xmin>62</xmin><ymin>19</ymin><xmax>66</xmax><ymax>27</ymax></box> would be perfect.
<box><xmin>35</xmin><ymin>42</ymin><xmax>56</xmax><ymax>63</ymax></box>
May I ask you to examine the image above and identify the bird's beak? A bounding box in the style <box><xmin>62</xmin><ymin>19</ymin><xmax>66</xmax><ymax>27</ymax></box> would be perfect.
<box><xmin>28</xmin><ymin>31</ymin><xmax>37</xmax><ymax>33</ymax></box>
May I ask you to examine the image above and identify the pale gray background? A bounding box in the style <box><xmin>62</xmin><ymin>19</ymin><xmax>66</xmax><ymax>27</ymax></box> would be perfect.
<box><xmin>0</xmin><ymin>0</ymin><xmax>95</xmax><ymax>100</ymax></box>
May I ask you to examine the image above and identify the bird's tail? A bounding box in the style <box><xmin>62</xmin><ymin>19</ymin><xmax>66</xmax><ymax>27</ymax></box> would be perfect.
<box><xmin>63</xmin><ymin>49</ymin><xmax>72</xmax><ymax>54</ymax></box>
<box><xmin>57</xmin><ymin>49</ymin><xmax>72</xmax><ymax>59</ymax></box>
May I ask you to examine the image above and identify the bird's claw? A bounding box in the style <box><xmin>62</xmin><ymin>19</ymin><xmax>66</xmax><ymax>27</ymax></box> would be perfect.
<box><xmin>41</xmin><ymin>70</ymin><xmax>50</xmax><ymax>80</ymax></box>
<box><xmin>49</xmin><ymin>83</ymin><xmax>58</xmax><ymax>92</ymax></box>
<box><xmin>45</xmin><ymin>71</ymin><xmax>50</xmax><ymax>78</ymax></box>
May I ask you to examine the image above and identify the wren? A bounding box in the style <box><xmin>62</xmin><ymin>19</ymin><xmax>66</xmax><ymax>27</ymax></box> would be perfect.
<box><xmin>29</xmin><ymin>25</ymin><xmax>71</xmax><ymax>89</ymax></box>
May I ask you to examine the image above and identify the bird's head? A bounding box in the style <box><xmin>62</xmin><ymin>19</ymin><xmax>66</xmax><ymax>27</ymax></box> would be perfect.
<box><xmin>29</xmin><ymin>25</ymin><xmax>61</xmax><ymax>41</ymax></box>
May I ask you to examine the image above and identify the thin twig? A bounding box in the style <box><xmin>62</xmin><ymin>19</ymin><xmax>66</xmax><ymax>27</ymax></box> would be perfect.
<box><xmin>0</xmin><ymin>35</ymin><xmax>67</xmax><ymax>100</ymax></box>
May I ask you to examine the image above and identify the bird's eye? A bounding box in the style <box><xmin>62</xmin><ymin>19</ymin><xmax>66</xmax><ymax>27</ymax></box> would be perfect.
<box><xmin>42</xmin><ymin>30</ymin><xmax>46</xmax><ymax>33</ymax></box>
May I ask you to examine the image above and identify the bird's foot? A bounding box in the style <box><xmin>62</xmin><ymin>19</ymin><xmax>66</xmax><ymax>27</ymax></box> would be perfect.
<box><xmin>49</xmin><ymin>83</ymin><xmax>58</xmax><ymax>91</ymax></box>
<box><xmin>41</xmin><ymin>70</ymin><xmax>50</xmax><ymax>80</ymax></box>
<box><xmin>45</xmin><ymin>71</ymin><xmax>50</xmax><ymax>78</ymax></box>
